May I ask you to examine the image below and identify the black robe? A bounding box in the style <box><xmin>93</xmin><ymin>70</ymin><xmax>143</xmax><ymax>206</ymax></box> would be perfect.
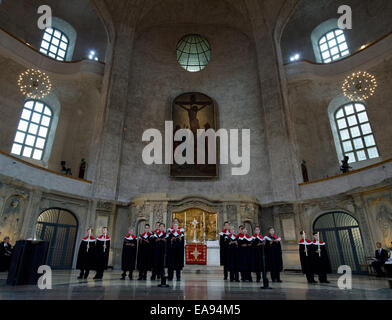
<box><xmin>0</xmin><ymin>242</ymin><xmax>12</xmax><ymax>272</ymax></box>
<box><xmin>76</xmin><ymin>237</ymin><xmax>96</xmax><ymax>271</ymax></box>
<box><xmin>237</xmin><ymin>234</ymin><xmax>253</xmax><ymax>272</ymax></box>
<box><xmin>298</xmin><ymin>239</ymin><xmax>313</xmax><ymax>275</ymax></box>
<box><xmin>166</xmin><ymin>230</ymin><xmax>184</xmax><ymax>270</ymax></box>
<box><xmin>95</xmin><ymin>235</ymin><xmax>110</xmax><ymax>271</ymax></box>
<box><xmin>137</xmin><ymin>232</ymin><xmax>154</xmax><ymax>271</ymax></box>
<box><xmin>219</xmin><ymin>229</ymin><xmax>230</xmax><ymax>267</ymax></box>
<box><xmin>265</xmin><ymin>235</ymin><xmax>283</xmax><ymax>273</ymax></box>
<box><xmin>121</xmin><ymin>235</ymin><xmax>137</xmax><ymax>272</ymax></box>
<box><xmin>226</xmin><ymin>234</ymin><xmax>239</xmax><ymax>272</ymax></box>
<box><xmin>310</xmin><ymin>241</ymin><xmax>332</xmax><ymax>275</ymax></box>
<box><xmin>153</xmin><ymin>231</ymin><xmax>167</xmax><ymax>272</ymax></box>
<box><xmin>251</xmin><ymin>235</ymin><xmax>266</xmax><ymax>272</ymax></box>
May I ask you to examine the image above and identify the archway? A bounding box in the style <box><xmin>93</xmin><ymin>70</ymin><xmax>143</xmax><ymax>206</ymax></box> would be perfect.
<box><xmin>36</xmin><ymin>208</ymin><xmax>78</xmax><ymax>269</ymax></box>
<box><xmin>313</xmin><ymin>211</ymin><xmax>366</xmax><ymax>273</ymax></box>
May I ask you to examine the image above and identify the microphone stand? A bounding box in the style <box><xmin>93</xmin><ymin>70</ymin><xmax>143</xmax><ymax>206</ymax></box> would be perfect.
<box><xmin>158</xmin><ymin>231</ymin><xmax>170</xmax><ymax>288</ymax></box>
<box><xmin>261</xmin><ymin>237</ymin><xmax>272</xmax><ymax>290</ymax></box>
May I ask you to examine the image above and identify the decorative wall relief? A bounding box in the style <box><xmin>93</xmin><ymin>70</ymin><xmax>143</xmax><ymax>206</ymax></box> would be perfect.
<box><xmin>376</xmin><ymin>203</ymin><xmax>392</xmax><ymax>245</ymax></box>
<box><xmin>226</xmin><ymin>205</ymin><xmax>237</xmax><ymax>228</ymax></box>
<box><xmin>97</xmin><ymin>201</ymin><xmax>114</xmax><ymax>212</ymax></box>
<box><xmin>152</xmin><ymin>203</ymin><xmax>163</xmax><ymax>224</ymax></box>
<box><xmin>0</xmin><ymin>196</ymin><xmax>25</xmax><ymax>241</ymax></box>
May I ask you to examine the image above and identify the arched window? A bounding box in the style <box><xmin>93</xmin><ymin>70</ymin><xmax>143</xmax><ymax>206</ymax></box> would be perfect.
<box><xmin>11</xmin><ymin>100</ymin><xmax>53</xmax><ymax>161</ymax></box>
<box><xmin>40</xmin><ymin>27</ymin><xmax>69</xmax><ymax>61</ymax></box>
<box><xmin>334</xmin><ymin>102</ymin><xmax>379</xmax><ymax>163</ymax></box>
<box><xmin>318</xmin><ymin>29</ymin><xmax>349</xmax><ymax>63</ymax></box>
<box><xmin>311</xmin><ymin>19</ymin><xmax>351</xmax><ymax>63</ymax></box>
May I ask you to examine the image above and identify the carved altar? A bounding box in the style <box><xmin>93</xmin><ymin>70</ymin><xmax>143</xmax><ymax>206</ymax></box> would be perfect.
<box><xmin>129</xmin><ymin>193</ymin><xmax>260</xmax><ymax>266</ymax></box>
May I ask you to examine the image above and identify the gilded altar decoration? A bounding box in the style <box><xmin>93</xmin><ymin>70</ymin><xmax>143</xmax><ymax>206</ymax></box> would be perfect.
<box><xmin>342</xmin><ymin>71</ymin><xmax>377</xmax><ymax>101</ymax></box>
<box><xmin>173</xmin><ymin>208</ymin><xmax>217</xmax><ymax>244</ymax></box>
<box><xmin>18</xmin><ymin>69</ymin><xmax>52</xmax><ymax>99</ymax></box>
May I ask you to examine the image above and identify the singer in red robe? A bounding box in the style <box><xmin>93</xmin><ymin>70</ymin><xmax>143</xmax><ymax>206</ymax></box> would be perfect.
<box><xmin>310</xmin><ymin>232</ymin><xmax>331</xmax><ymax>283</ymax></box>
<box><xmin>93</xmin><ymin>227</ymin><xmax>110</xmax><ymax>280</ymax></box>
<box><xmin>76</xmin><ymin>228</ymin><xmax>96</xmax><ymax>280</ymax></box>
<box><xmin>121</xmin><ymin>228</ymin><xmax>137</xmax><ymax>280</ymax></box>
<box><xmin>264</xmin><ymin>227</ymin><xmax>283</xmax><ymax>283</ymax></box>
<box><xmin>298</xmin><ymin>231</ymin><xmax>315</xmax><ymax>283</ymax></box>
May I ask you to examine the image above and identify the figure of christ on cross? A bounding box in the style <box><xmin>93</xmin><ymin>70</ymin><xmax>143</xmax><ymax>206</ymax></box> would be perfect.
<box><xmin>175</xmin><ymin>94</ymin><xmax>211</xmax><ymax>136</ymax></box>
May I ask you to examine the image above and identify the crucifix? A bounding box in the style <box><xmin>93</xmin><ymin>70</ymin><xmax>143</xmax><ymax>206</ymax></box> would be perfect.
<box><xmin>175</xmin><ymin>94</ymin><xmax>211</xmax><ymax>136</ymax></box>
<box><xmin>191</xmin><ymin>218</ymin><xmax>199</xmax><ymax>243</ymax></box>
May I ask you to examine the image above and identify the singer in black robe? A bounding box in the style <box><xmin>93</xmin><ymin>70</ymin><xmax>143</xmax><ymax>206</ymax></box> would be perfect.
<box><xmin>237</xmin><ymin>233</ymin><xmax>253</xmax><ymax>282</ymax></box>
<box><xmin>137</xmin><ymin>231</ymin><xmax>154</xmax><ymax>280</ymax></box>
<box><xmin>219</xmin><ymin>222</ymin><xmax>230</xmax><ymax>280</ymax></box>
<box><xmin>298</xmin><ymin>234</ymin><xmax>315</xmax><ymax>283</ymax></box>
<box><xmin>76</xmin><ymin>234</ymin><xmax>96</xmax><ymax>279</ymax></box>
<box><xmin>152</xmin><ymin>228</ymin><xmax>166</xmax><ymax>280</ymax></box>
<box><xmin>93</xmin><ymin>233</ymin><xmax>110</xmax><ymax>280</ymax></box>
<box><xmin>121</xmin><ymin>233</ymin><xmax>137</xmax><ymax>280</ymax></box>
<box><xmin>252</xmin><ymin>233</ymin><xmax>268</xmax><ymax>287</ymax></box>
<box><xmin>0</xmin><ymin>238</ymin><xmax>13</xmax><ymax>272</ymax></box>
<box><xmin>310</xmin><ymin>237</ymin><xmax>331</xmax><ymax>283</ymax></box>
<box><xmin>265</xmin><ymin>231</ymin><xmax>283</xmax><ymax>282</ymax></box>
<box><xmin>226</xmin><ymin>232</ymin><xmax>239</xmax><ymax>282</ymax></box>
<box><xmin>166</xmin><ymin>228</ymin><xmax>184</xmax><ymax>281</ymax></box>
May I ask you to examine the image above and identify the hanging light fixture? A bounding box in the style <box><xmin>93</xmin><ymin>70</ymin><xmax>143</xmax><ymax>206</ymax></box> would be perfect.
<box><xmin>342</xmin><ymin>71</ymin><xmax>377</xmax><ymax>101</ymax></box>
<box><xmin>18</xmin><ymin>68</ymin><xmax>52</xmax><ymax>99</ymax></box>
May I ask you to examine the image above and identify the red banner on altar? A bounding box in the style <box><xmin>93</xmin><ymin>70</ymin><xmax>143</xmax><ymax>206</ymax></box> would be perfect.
<box><xmin>185</xmin><ymin>244</ymin><xmax>207</xmax><ymax>265</ymax></box>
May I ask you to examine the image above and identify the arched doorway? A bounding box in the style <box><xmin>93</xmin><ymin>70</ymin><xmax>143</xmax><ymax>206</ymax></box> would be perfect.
<box><xmin>36</xmin><ymin>208</ymin><xmax>78</xmax><ymax>269</ymax></box>
<box><xmin>313</xmin><ymin>211</ymin><xmax>366</xmax><ymax>273</ymax></box>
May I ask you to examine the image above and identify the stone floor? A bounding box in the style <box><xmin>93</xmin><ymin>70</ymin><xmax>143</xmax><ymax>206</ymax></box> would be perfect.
<box><xmin>0</xmin><ymin>270</ymin><xmax>391</xmax><ymax>300</ymax></box>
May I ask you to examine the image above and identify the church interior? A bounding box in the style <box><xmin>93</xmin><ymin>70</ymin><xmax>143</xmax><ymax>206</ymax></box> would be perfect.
<box><xmin>0</xmin><ymin>0</ymin><xmax>391</xmax><ymax>301</ymax></box>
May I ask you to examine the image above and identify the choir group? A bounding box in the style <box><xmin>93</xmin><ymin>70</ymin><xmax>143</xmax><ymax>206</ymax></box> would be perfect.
<box><xmin>219</xmin><ymin>223</ymin><xmax>282</xmax><ymax>288</ymax></box>
<box><xmin>76</xmin><ymin>219</ymin><xmax>185</xmax><ymax>281</ymax></box>
<box><xmin>76</xmin><ymin>220</ymin><xmax>331</xmax><ymax>285</ymax></box>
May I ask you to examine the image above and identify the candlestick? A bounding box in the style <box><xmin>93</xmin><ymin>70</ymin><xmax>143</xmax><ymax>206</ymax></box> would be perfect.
<box><xmin>317</xmin><ymin>232</ymin><xmax>321</xmax><ymax>257</ymax></box>
<box><xmin>203</xmin><ymin>211</ymin><xmax>206</xmax><ymax>243</ymax></box>
<box><xmin>87</xmin><ymin>228</ymin><xmax>91</xmax><ymax>252</ymax></box>
<box><xmin>103</xmin><ymin>229</ymin><xmax>107</xmax><ymax>252</ymax></box>
<box><xmin>184</xmin><ymin>212</ymin><xmax>187</xmax><ymax>244</ymax></box>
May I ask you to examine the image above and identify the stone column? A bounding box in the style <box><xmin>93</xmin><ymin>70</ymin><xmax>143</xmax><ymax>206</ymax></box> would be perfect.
<box><xmin>245</xmin><ymin>0</ymin><xmax>300</xmax><ymax>202</ymax></box>
<box><xmin>351</xmin><ymin>194</ymin><xmax>375</xmax><ymax>258</ymax></box>
<box><xmin>92</xmin><ymin>24</ymin><xmax>136</xmax><ymax>200</ymax></box>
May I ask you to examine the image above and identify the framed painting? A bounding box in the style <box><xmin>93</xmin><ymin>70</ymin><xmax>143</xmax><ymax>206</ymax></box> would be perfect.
<box><xmin>170</xmin><ymin>92</ymin><xmax>218</xmax><ymax>178</ymax></box>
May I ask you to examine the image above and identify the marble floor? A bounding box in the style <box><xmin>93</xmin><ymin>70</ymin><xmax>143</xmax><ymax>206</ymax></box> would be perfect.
<box><xmin>0</xmin><ymin>270</ymin><xmax>391</xmax><ymax>300</ymax></box>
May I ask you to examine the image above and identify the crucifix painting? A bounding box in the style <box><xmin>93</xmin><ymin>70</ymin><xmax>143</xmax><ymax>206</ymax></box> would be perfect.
<box><xmin>171</xmin><ymin>92</ymin><xmax>218</xmax><ymax>178</ymax></box>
